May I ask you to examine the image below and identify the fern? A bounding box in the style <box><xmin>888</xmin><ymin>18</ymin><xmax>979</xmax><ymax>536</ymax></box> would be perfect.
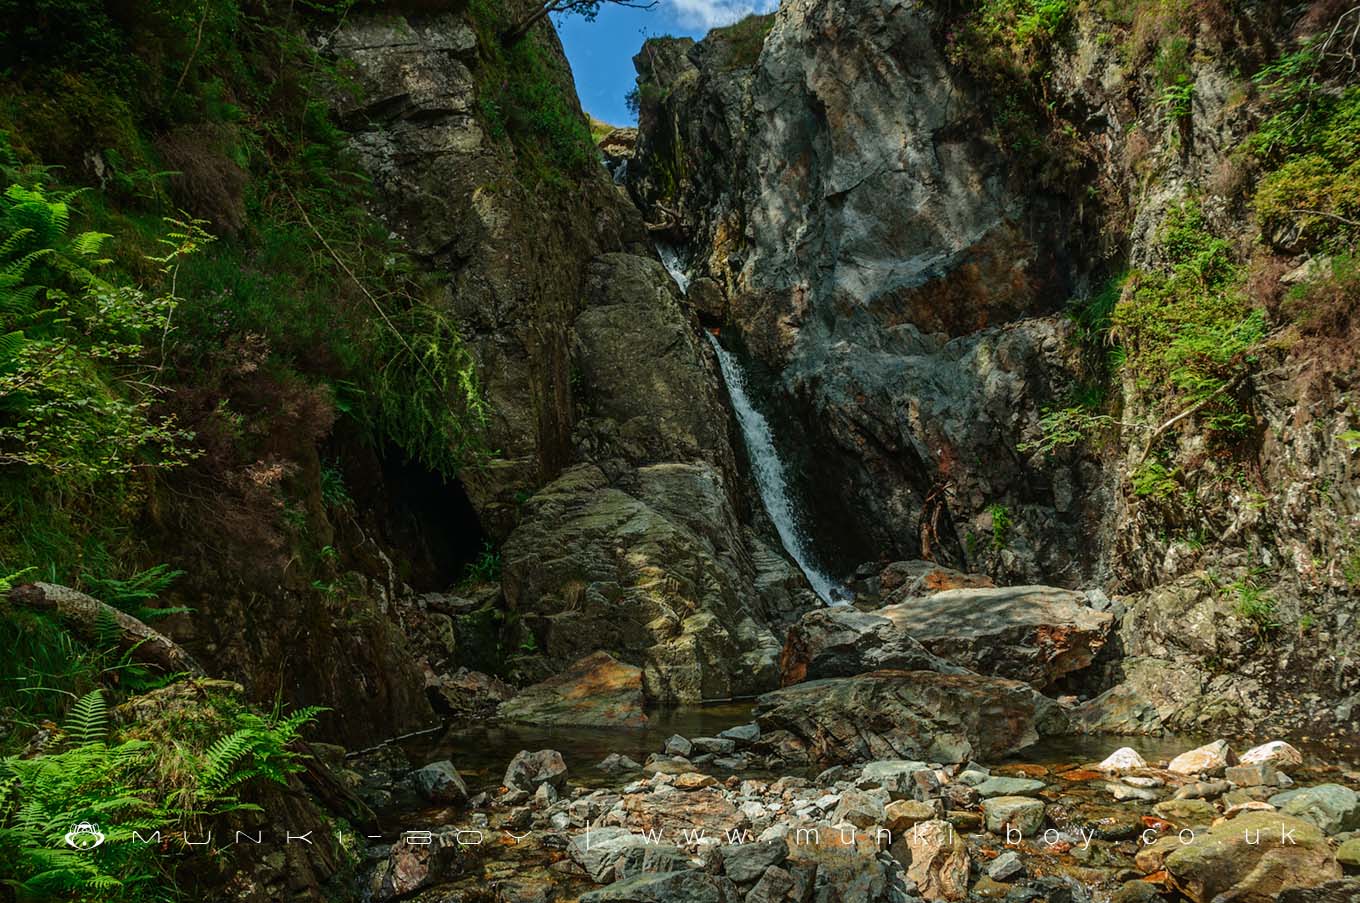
<box><xmin>62</xmin><ymin>689</ymin><xmax>108</xmax><ymax>746</ymax></box>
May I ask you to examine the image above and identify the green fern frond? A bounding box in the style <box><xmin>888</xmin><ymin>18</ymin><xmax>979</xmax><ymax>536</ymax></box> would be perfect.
<box><xmin>62</xmin><ymin>689</ymin><xmax>108</xmax><ymax>746</ymax></box>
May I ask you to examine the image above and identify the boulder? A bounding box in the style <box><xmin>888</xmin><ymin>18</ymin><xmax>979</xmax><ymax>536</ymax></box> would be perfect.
<box><xmin>569</xmin><ymin>827</ymin><xmax>661</xmax><ymax>883</ymax></box>
<box><xmin>371</xmin><ymin>829</ymin><xmax>467</xmax><ymax>900</ymax></box>
<box><xmin>503</xmin><ymin>749</ymin><xmax>568</xmax><ymax>794</ymax></box>
<box><xmin>1168</xmin><ymin>740</ymin><xmax>1235</xmax><ymax>776</ymax></box>
<box><xmin>884</xmin><ymin>799</ymin><xmax>943</xmax><ymax>831</ymax></box>
<box><xmin>1241</xmin><ymin>741</ymin><xmax>1304</xmax><ymax>767</ymax></box>
<box><xmin>409</xmin><ymin>760</ymin><xmax>468</xmax><ymax>804</ymax></box>
<box><xmin>753</xmin><ymin>669</ymin><xmax>1064</xmax><ymax>765</ymax></box>
<box><xmin>1268</xmin><ymin>785</ymin><xmax>1360</xmax><ymax>835</ymax></box>
<box><xmin>900</xmin><ymin>819</ymin><xmax>970</xmax><ymax>901</ymax></box>
<box><xmin>858</xmin><ymin>759</ymin><xmax>930</xmax><ymax>796</ymax></box>
<box><xmin>1138</xmin><ymin>812</ymin><xmax>1341</xmax><ymax>902</ymax></box>
<box><xmin>831</xmin><ymin>789</ymin><xmax>889</xmax><ymax>828</ymax></box>
<box><xmin>717</xmin><ymin>723</ymin><xmax>760</xmax><ymax>744</ymax></box>
<box><xmin>877</xmin><ymin>586</ymin><xmax>1114</xmax><ymax>687</ymax></box>
<box><xmin>973</xmin><ymin>776</ymin><xmax>1046</xmax><ymax>798</ymax></box>
<box><xmin>497</xmin><ymin>652</ymin><xmax>646</xmax><ymax>727</ymax></box>
<box><xmin>777</xmin><ymin>606</ymin><xmax>963</xmax><ymax>685</ymax></box>
<box><xmin>711</xmin><ymin>839</ymin><xmax>788</xmax><ymax>883</ymax></box>
<box><xmin>982</xmin><ymin>797</ymin><xmax>1046</xmax><ymax>835</ymax></box>
<box><xmin>1225</xmin><ymin>763</ymin><xmax>1278</xmax><ymax>787</ymax></box>
<box><xmin>1337</xmin><ymin>837</ymin><xmax>1360</xmax><ymax>868</ymax></box>
<box><xmin>1098</xmin><ymin>747</ymin><xmax>1148</xmax><ymax>771</ymax></box>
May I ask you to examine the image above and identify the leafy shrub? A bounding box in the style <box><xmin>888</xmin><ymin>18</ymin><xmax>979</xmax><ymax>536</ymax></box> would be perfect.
<box><xmin>708</xmin><ymin>13</ymin><xmax>776</xmax><ymax>69</ymax></box>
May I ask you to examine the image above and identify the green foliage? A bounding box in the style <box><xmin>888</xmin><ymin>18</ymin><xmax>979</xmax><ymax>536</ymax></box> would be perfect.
<box><xmin>0</xmin><ymin>174</ymin><xmax>198</xmax><ymax>484</ymax></box>
<box><xmin>1131</xmin><ymin>459</ymin><xmax>1178</xmax><ymax>500</ymax></box>
<box><xmin>199</xmin><ymin>705</ymin><xmax>323</xmax><ymax>798</ymax></box>
<box><xmin>320</xmin><ymin>462</ymin><xmax>352</xmax><ymax>512</ymax></box>
<box><xmin>0</xmin><ymin>685</ymin><xmax>322</xmax><ymax>902</ymax></box>
<box><xmin>84</xmin><ymin>564</ymin><xmax>188</xmax><ymax>622</ymax></box>
<box><xmin>1113</xmin><ymin>201</ymin><xmax>1263</xmax><ymax>439</ymax></box>
<box><xmin>1229</xmin><ymin>578</ymin><xmax>1279</xmax><ymax>638</ymax></box>
<box><xmin>1019</xmin><ymin>404</ymin><xmax>1116</xmax><ymax>457</ymax></box>
<box><xmin>708</xmin><ymin>13</ymin><xmax>776</xmax><ymax>69</ymax></box>
<box><xmin>470</xmin><ymin>0</ymin><xmax>598</xmax><ymax>186</ymax></box>
<box><xmin>463</xmin><ymin>541</ymin><xmax>502</xmax><ymax>584</ymax></box>
<box><xmin>1157</xmin><ymin>80</ymin><xmax>1194</xmax><ymax>121</ymax></box>
<box><xmin>987</xmin><ymin>503</ymin><xmax>1012</xmax><ymax>550</ymax></box>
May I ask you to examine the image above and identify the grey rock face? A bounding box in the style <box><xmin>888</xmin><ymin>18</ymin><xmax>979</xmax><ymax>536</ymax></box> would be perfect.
<box><xmin>778</xmin><ymin>606</ymin><xmax>965</xmax><ymax>686</ymax></box>
<box><xmin>753</xmin><ymin>670</ymin><xmax>1065</xmax><ymax>765</ymax></box>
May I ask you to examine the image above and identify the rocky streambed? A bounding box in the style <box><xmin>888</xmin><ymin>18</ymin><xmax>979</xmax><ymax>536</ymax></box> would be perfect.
<box><xmin>344</xmin><ymin>716</ymin><xmax>1360</xmax><ymax>903</ymax></box>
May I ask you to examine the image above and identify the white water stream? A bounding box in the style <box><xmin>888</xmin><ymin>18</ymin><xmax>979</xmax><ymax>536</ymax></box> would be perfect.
<box><xmin>656</xmin><ymin>246</ymin><xmax>849</xmax><ymax>605</ymax></box>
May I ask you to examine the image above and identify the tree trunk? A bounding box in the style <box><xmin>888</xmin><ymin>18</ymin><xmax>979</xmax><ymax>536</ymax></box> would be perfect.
<box><xmin>9</xmin><ymin>582</ymin><xmax>205</xmax><ymax>676</ymax></box>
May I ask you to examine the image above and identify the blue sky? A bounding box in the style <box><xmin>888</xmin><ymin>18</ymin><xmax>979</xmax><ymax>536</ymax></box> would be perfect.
<box><xmin>554</xmin><ymin>0</ymin><xmax>778</xmax><ymax>125</ymax></box>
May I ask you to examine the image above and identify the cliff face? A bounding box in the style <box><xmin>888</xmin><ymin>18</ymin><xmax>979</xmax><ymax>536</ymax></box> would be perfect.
<box><xmin>629</xmin><ymin>0</ymin><xmax>1360</xmax><ymax>737</ymax></box>
<box><xmin>628</xmin><ymin>1</ymin><xmax>1111</xmax><ymax>586</ymax></box>
<box><xmin>318</xmin><ymin>9</ymin><xmax>817</xmax><ymax>705</ymax></box>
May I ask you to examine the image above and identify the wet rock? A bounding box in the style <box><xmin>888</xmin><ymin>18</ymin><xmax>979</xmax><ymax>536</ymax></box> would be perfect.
<box><xmin>974</xmin><ymin>776</ymin><xmax>1046</xmax><ymax>798</ymax></box>
<box><xmin>1268</xmin><ymin>785</ymin><xmax>1360</xmax><ymax>835</ymax></box>
<box><xmin>1141</xmin><ymin>812</ymin><xmax>1341</xmax><ymax>902</ymax></box>
<box><xmin>644</xmin><ymin>755</ymin><xmax>695</xmax><ymax>776</ymax></box>
<box><xmin>876</xmin><ymin>586</ymin><xmax>1114</xmax><ymax>688</ymax></box>
<box><xmin>578</xmin><ymin>867</ymin><xmax>740</xmax><ymax>901</ymax></box>
<box><xmin>1109</xmin><ymin>783</ymin><xmax>1162</xmax><ymax>803</ymax></box>
<box><xmin>664</xmin><ymin>735</ymin><xmax>693</xmax><ymax>757</ymax></box>
<box><xmin>983</xmin><ymin>797</ymin><xmax>1046</xmax><ymax>835</ymax></box>
<box><xmin>885</xmin><ymin>799</ymin><xmax>943</xmax><ymax>831</ymax></box>
<box><xmin>504</xmin><ymin>749</ymin><xmax>568</xmax><ymax>794</ymax></box>
<box><xmin>410</xmin><ymin>760</ymin><xmax>468</xmax><ymax>804</ymax></box>
<box><xmin>754</xmin><ymin>670</ymin><xmax>1063</xmax><ymax>765</ymax></box>
<box><xmin>498</xmin><ymin>652</ymin><xmax>646</xmax><ymax>727</ymax></box>
<box><xmin>1175</xmin><ymin>780</ymin><xmax>1233</xmax><ymax>801</ymax></box>
<box><xmin>859</xmin><ymin>759</ymin><xmax>930</xmax><ymax>797</ymax></box>
<box><xmin>1241</xmin><ymin>741</ymin><xmax>1304</xmax><ymax>767</ymax></box>
<box><xmin>371</xmin><ymin>830</ymin><xmax>467</xmax><ymax>900</ymax></box>
<box><xmin>685</xmin><ymin>277</ymin><xmax>727</xmax><ymax>323</ymax></box>
<box><xmin>901</xmin><ymin>820</ymin><xmax>970</xmax><ymax>901</ymax></box>
<box><xmin>988</xmin><ymin>850</ymin><xmax>1025</xmax><ymax>881</ymax></box>
<box><xmin>832</xmin><ymin>789</ymin><xmax>889</xmax><ymax>828</ymax></box>
<box><xmin>598</xmin><ymin>754</ymin><xmax>642</xmax><ymax>774</ymax></box>
<box><xmin>778</xmin><ymin>607</ymin><xmax>963</xmax><ymax>685</ymax></box>
<box><xmin>1111</xmin><ymin>880</ymin><xmax>1162</xmax><ymax>903</ymax></box>
<box><xmin>1225</xmin><ymin>763</ymin><xmax>1277</xmax><ymax>787</ymax></box>
<box><xmin>717</xmin><ymin>723</ymin><xmax>760</xmax><ymax>744</ymax></box>
<box><xmin>1154</xmin><ymin>799</ymin><xmax>1218</xmax><ymax>824</ymax></box>
<box><xmin>1168</xmin><ymin>740</ymin><xmax>1235</xmax><ymax>776</ymax></box>
<box><xmin>1098</xmin><ymin>748</ymin><xmax>1147</xmax><ymax>771</ymax></box>
<box><xmin>692</xmin><ymin>737</ymin><xmax>736</xmax><ymax>756</ymax></box>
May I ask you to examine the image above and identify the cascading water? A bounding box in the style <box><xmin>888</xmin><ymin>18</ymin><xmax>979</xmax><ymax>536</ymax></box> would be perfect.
<box><xmin>655</xmin><ymin>245</ymin><xmax>849</xmax><ymax>606</ymax></box>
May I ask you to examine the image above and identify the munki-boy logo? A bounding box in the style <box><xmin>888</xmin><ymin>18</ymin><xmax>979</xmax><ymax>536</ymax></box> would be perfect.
<box><xmin>64</xmin><ymin>822</ymin><xmax>106</xmax><ymax>850</ymax></box>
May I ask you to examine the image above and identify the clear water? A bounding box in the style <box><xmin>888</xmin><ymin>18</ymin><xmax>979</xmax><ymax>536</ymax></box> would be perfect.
<box><xmin>654</xmin><ymin>245</ymin><xmax>849</xmax><ymax>606</ymax></box>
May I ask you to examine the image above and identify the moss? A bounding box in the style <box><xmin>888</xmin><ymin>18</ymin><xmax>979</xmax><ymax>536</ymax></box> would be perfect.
<box><xmin>707</xmin><ymin>13</ymin><xmax>776</xmax><ymax>69</ymax></box>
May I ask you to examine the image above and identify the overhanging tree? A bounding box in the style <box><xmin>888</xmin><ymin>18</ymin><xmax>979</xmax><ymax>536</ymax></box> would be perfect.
<box><xmin>503</xmin><ymin>0</ymin><xmax>658</xmax><ymax>45</ymax></box>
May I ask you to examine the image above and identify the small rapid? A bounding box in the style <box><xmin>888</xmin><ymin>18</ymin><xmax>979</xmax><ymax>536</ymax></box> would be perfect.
<box><xmin>655</xmin><ymin>245</ymin><xmax>849</xmax><ymax>605</ymax></box>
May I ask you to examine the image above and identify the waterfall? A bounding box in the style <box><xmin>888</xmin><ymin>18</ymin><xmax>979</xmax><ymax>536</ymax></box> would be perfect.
<box><xmin>656</xmin><ymin>245</ymin><xmax>850</xmax><ymax>606</ymax></box>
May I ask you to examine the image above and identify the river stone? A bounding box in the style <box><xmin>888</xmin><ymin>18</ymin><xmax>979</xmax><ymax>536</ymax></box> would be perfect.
<box><xmin>1140</xmin><ymin>812</ymin><xmax>1341</xmax><ymax>902</ymax></box>
<box><xmin>409</xmin><ymin>760</ymin><xmax>468</xmax><ymax>804</ymax></box>
<box><xmin>753</xmin><ymin>670</ymin><xmax>1063</xmax><ymax>765</ymax></box>
<box><xmin>372</xmin><ymin>829</ymin><xmax>467</xmax><ymax>900</ymax></box>
<box><xmin>1278</xmin><ymin>880</ymin><xmax>1360</xmax><ymax>902</ymax></box>
<box><xmin>1168</xmin><ymin>740</ymin><xmax>1235</xmax><ymax>776</ymax></box>
<box><xmin>988</xmin><ymin>849</ymin><xmax>1025</xmax><ymax>881</ymax></box>
<box><xmin>1338</xmin><ymin>837</ymin><xmax>1360</xmax><ymax>868</ymax></box>
<box><xmin>613</xmin><ymin>843</ymin><xmax>691</xmax><ymax>881</ymax></box>
<box><xmin>1241</xmin><ymin>741</ymin><xmax>1304</xmax><ymax>767</ymax></box>
<box><xmin>901</xmin><ymin>819</ymin><xmax>970</xmax><ymax>901</ymax></box>
<box><xmin>777</xmin><ymin>606</ymin><xmax>964</xmax><ymax>685</ymax></box>
<box><xmin>497</xmin><ymin>651</ymin><xmax>646</xmax><ymax>727</ymax></box>
<box><xmin>578</xmin><ymin>868</ymin><xmax>740</xmax><ymax>902</ymax></box>
<box><xmin>503</xmin><ymin>749</ymin><xmax>568</xmax><ymax>793</ymax></box>
<box><xmin>712</xmin><ymin>839</ymin><xmax>788</xmax><ymax>883</ymax></box>
<box><xmin>1154</xmin><ymin>799</ymin><xmax>1218</xmax><ymax>824</ymax></box>
<box><xmin>982</xmin><ymin>797</ymin><xmax>1046</xmax><ymax>835</ymax></box>
<box><xmin>1098</xmin><ymin>747</ymin><xmax>1148</xmax><ymax>771</ymax></box>
<box><xmin>717</xmin><ymin>723</ymin><xmax>760</xmax><ymax>744</ymax></box>
<box><xmin>876</xmin><ymin>586</ymin><xmax>1114</xmax><ymax>687</ymax></box>
<box><xmin>832</xmin><ymin>789</ymin><xmax>889</xmax><ymax>828</ymax></box>
<box><xmin>1268</xmin><ymin>784</ymin><xmax>1360</xmax><ymax>835</ymax></box>
<box><xmin>664</xmin><ymin>735</ymin><xmax>693</xmax><ymax>757</ymax></box>
<box><xmin>973</xmin><ymin>776</ymin><xmax>1046</xmax><ymax>798</ymax></box>
<box><xmin>568</xmin><ymin>827</ymin><xmax>654</xmax><ymax>883</ymax></box>
<box><xmin>1225</xmin><ymin>763</ymin><xmax>1277</xmax><ymax>787</ymax></box>
<box><xmin>858</xmin><ymin>759</ymin><xmax>930</xmax><ymax>796</ymax></box>
<box><xmin>885</xmin><ymin>799</ymin><xmax>943</xmax><ymax>831</ymax></box>
<box><xmin>691</xmin><ymin>737</ymin><xmax>736</xmax><ymax>756</ymax></box>
<box><xmin>598</xmin><ymin>753</ymin><xmax>642</xmax><ymax>773</ymax></box>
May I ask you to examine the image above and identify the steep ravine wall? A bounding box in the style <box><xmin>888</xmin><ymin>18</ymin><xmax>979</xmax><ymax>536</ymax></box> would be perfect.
<box><xmin>627</xmin><ymin>0</ymin><xmax>1360</xmax><ymax>740</ymax></box>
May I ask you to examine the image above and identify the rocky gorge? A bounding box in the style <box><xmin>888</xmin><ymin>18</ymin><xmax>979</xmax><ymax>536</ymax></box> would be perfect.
<box><xmin>1</xmin><ymin>0</ymin><xmax>1359</xmax><ymax>901</ymax></box>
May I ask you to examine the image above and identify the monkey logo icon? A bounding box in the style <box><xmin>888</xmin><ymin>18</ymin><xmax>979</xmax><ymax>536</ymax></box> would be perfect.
<box><xmin>64</xmin><ymin>822</ymin><xmax>106</xmax><ymax>850</ymax></box>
